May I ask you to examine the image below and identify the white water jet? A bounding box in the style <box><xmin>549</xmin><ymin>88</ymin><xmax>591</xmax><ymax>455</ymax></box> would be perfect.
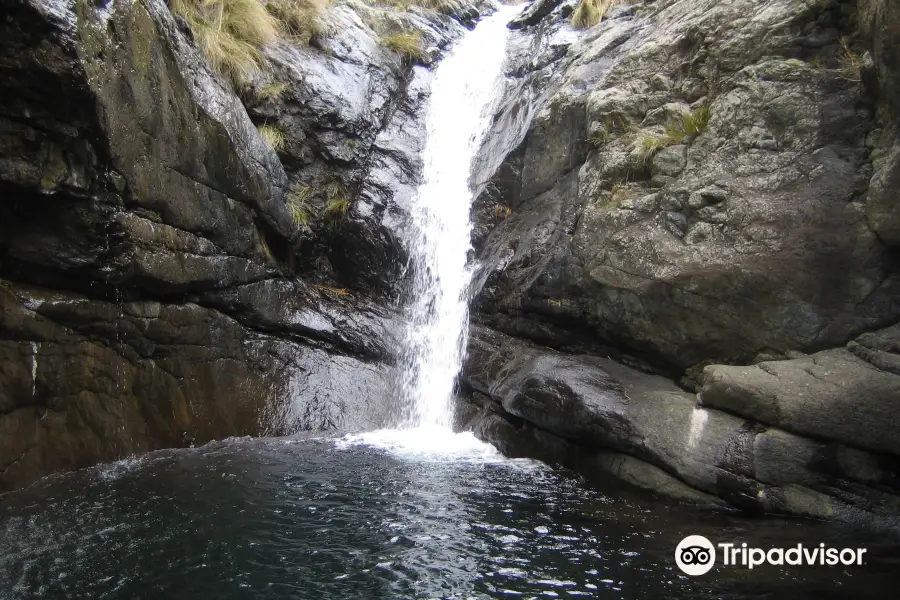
<box><xmin>398</xmin><ymin>4</ymin><xmax>519</xmax><ymax>430</ymax></box>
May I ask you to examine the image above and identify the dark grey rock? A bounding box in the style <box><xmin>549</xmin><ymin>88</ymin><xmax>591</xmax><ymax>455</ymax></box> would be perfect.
<box><xmin>462</xmin><ymin>326</ymin><xmax>900</xmax><ymax>530</ymax></box>
<box><xmin>700</xmin><ymin>325</ymin><xmax>900</xmax><ymax>457</ymax></box>
<box><xmin>471</xmin><ymin>0</ymin><xmax>900</xmax><ymax>369</ymax></box>
<box><xmin>0</xmin><ymin>0</ymin><xmax>473</xmax><ymax>491</ymax></box>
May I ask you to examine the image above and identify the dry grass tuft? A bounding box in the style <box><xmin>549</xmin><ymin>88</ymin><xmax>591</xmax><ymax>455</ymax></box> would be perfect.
<box><xmin>314</xmin><ymin>284</ymin><xmax>349</xmax><ymax>296</ymax></box>
<box><xmin>173</xmin><ymin>0</ymin><xmax>332</xmax><ymax>84</ymax></box>
<box><xmin>324</xmin><ymin>197</ymin><xmax>350</xmax><ymax>225</ymax></box>
<box><xmin>257</xmin><ymin>82</ymin><xmax>288</xmax><ymax>101</ymax></box>
<box><xmin>375</xmin><ymin>0</ymin><xmax>462</xmax><ymax>13</ymax></box>
<box><xmin>837</xmin><ymin>36</ymin><xmax>863</xmax><ymax>82</ymax></box>
<box><xmin>173</xmin><ymin>0</ymin><xmax>280</xmax><ymax>85</ymax></box>
<box><xmin>381</xmin><ymin>31</ymin><xmax>425</xmax><ymax>61</ymax></box>
<box><xmin>322</xmin><ymin>177</ymin><xmax>351</xmax><ymax>226</ymax></box>
<box><xmin>287</xmin><ymin>185</ymin><xmax>312</xmax><ymax>225</ymax></box>
<box><xmin>571</xmin><ymin>0</ymin><xmax>631</xmax><ymax>30</ymax></box>
<box><xmin>257</xmin><ymin>123</ymin><xmax>286</xmax><ymax>151</ymax></box>
<box><xmin>266</xmin><ymin>0</ymin><xmax>330</xmax><ymax>45</ymax></box>
<box><xmin>492</xmin><ymin>204</ymin><xmax>512</xmax><ymax>219</ymax></box>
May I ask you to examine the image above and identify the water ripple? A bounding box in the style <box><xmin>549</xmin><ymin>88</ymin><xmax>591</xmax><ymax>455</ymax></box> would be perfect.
<box><xmin>0</xmin><ymin>436</ymin><xmax>897</xmax><ymax>599</ymax></box>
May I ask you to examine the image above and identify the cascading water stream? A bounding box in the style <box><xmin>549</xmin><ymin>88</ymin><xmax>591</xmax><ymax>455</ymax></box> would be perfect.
<box><xmin>397</xmin><ymin>5</ymin><xmax>518</xmax><ymax>431</ymax></box>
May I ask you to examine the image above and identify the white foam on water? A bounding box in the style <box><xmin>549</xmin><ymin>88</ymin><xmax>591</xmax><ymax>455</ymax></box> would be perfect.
<box><xmin>335</xmin><ymin>427</ymin><xmax>506</xmax><ymax>463</ymax></box>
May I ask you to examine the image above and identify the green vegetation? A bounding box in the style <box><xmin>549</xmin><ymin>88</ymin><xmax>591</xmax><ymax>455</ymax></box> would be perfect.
<box><xmin>678</xmin><ymin>105</ymin><xmax>711</xmax><ymax>137</ymax></box>
<box><xmin>257</xmin><ymin>82</ymin><xmax>288</xmax><ymax>101</ymax></box>
<box><xmin>633</xmin><ymin>106</ymin><xmax>710</xmax><ymax>164</ymax></box>
<box><xmin>634</xmin><ymin>132</ymin><xmax>672</xmax><ymax>164</ymax></box>
<box><xmin>266</xmin><ymin>0</ymin><xmax>329</xmax><ymax>45</ymax></box>
<box><xmin>324</xmin><ymin>197</ymin><xmax>350</xmax><ymax>225</ymax></box>
<box><xmin>571</xmin><ymin>0</ymin><xmax>630</xmax><ymax>30</ymax></box>
<box><xmin>323</xmin><ymin>178</ymin><xmax>347</xmax><ymax>202</ymax></box>
<box><xmin>172</xmin><ymin>0</ymin><xmax>280</xmax><ymax>84</ymax></box>
<box><xmin>287</xmin><ymin>185</ymin><xmax>312</xmax><ymax>226</ymax></box>
<box><xmin>257</xmin><ymin>123</ymin><xmax>286</xmax><ymax>151</ymax></box>
<box><xmin>323</xmin><ymin>178</ymin><xmax>351</xmax><ymax>227</ymax></box>
<box><xmin>381</xmin><ymin>31</ymin><xmax>425</xmax><ymax>62</ymax></box>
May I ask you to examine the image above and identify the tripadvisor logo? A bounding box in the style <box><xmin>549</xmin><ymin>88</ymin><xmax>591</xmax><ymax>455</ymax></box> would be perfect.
<box><xmin>675</xmin><ymin>535</ymin><xmax>867</xmax><ymax>576</ymax></box>
<box><xmin>676</xmin><ymin>535</ymin><xmax>716</xmax><ymax>575</ymax></box>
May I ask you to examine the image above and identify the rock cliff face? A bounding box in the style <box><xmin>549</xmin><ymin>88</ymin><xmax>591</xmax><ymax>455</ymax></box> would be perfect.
<box><xmin>0</xmin><ymin>0</ymin><xmax>480</xmax><ymax>491</ymax></box>
<box><xmin>461</xmin><ymin>0</ymin><xmax>900</xmax><ymax>530</ymax></box>
<box><xmin>2</xmin><ymin>0</ymin><xmax>899</xmax><ymax>532</ymax></box>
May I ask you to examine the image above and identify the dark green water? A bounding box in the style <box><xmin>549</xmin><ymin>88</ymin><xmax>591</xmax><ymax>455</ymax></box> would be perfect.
<box><xmin>1</xmin><ymin>431</ymin><xmax>898</xmax><ymax>599</ymax></box>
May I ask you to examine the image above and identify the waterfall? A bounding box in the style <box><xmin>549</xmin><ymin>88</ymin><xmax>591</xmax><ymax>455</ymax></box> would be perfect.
<box><xmin>398</xmin><ymin>5</ymin><xmax>518</xmax><ymax>430</ymax></box>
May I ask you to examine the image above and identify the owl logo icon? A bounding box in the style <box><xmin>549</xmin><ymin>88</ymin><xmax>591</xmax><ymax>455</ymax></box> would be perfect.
<box><xmin>675</xmin><ymin>535</ymin><xmax>716</xmax><ymax>575</ymax></box>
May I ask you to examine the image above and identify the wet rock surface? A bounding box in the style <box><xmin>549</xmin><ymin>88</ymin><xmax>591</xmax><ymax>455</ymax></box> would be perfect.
<box><xmin>459</xmin><ymin>327</ymin><xmax>900</xmax><ymax>531</ymax></box>
<box><xmin>2</xmin><ymin>0</ymin><xmax>900</xmax><ymax>534</ymax></box>
<box><xmin>461</xmin><ymin>0</ymin><xmax>900</xmax><ymax>529</ymax></box>
<box><xmin>473</xmin><ymin>0</ymin><xmax>900</xmax><ymax>369</ymax></box>
<box><xmin>0</xmin><ymin>0</ymin><xmax>480</xmax><ymax>491</ymax></box>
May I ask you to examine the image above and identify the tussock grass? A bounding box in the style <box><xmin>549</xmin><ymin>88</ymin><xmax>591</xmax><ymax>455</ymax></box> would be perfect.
<box><xmin>323</xmin><ymin>178</ymin><xmax>348</xmax><ymax>202</ymax></box>
<box><xmin>661</xmin><ymin>106</ymin><xmax>710</xmax><ymax>144</ymax></box>
<box><xmin>679</xmin><ymin>106</ymin><xmax>711</xmax><ymax>137</ymax></box>
<box><xmin>635</xmin><ymin>133</ymin><xmax>672</xmax><ymax>164</ymax></box>
<box><xmin>323</xmin><ymin>177</ymin><xmax>351</xmax><ymax>226</ymax></box>
<box><xmin>266</xmin><ymin>0</ymin><xmax>330</xmax><ymax>44</ymax></box>
<box><xmin>571</xmin><ymin>0</ymin><xmax>631</xmax><ymax>30</ymax></box>
<box><xmin>587</xmin><ymin>115</ymin><xmax>633</xmax><ymax>149</ymax></box>
<box><xmin>287</xmin><ymin>185</ymin><xmax>312</xmax><ymax>225</ymax></box>
<box><xmin>259</xmin><ymin>234</ymin><xmax>276</xmax><ymax>261</ymax></box>
<box><xmin>257</xmin><ymin>82</ymin><xmax>288</xmax><ymax>101</ymax></box>
<box><xmin>837</xmin><ymin>36</ymin><xmax>862</xmax><ymax>82</ymax></box>
<box><xmin>173</xmin><ymin>0</ymin><xmax>331</xmax><ymax>84</ymax></box>
<box><xmin>173</xmin><ymin>0</ymin><xmax>280</xmax><ymax>84</ymax></box>
<box><xmin>257</xmin><ymin>123</ymin><xmax>286</xmax><ymax>151</ymax></box>
<box><xmin>324</xmin><ymin>197</ymin><xmax>350</xmax><ymax>225</ymax></box>
<box><xmin>662</xmin><ymin>122</ymin><xmax>686</xmax><ymax>145</ymax></box>
<box><xmin>634</xmin><ymin>106</ymin><xmax>710</xmax><ymax>164</ymax></box>
<box><xmin>381</xmin><ymin>31</ymin><xmax>425</xmax><ymax>61</ymax></box>
<box><xmin>375</xmin><ymin>0</ymin><xmax>462</xmax><ymax>13</ymax></box>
